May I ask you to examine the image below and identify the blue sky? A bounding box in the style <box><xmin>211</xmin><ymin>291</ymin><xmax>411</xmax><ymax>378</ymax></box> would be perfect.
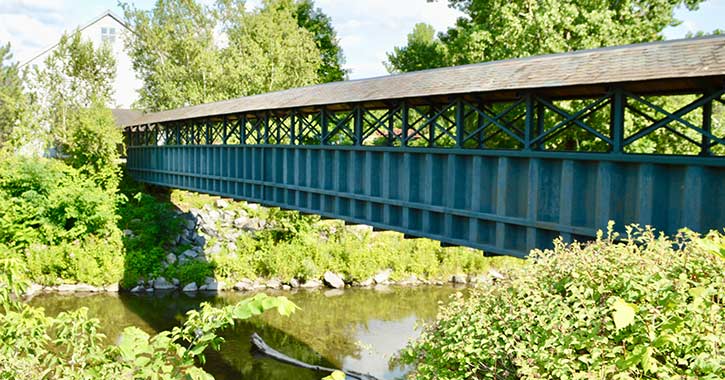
<box><xmin>1</xmin><ymin>0</ymin><xmax>724</xmax><ymax>79</ymax></box>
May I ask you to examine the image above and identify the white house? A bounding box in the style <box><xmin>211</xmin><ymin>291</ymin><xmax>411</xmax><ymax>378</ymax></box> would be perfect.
<box><xmin>20</xmin><ymin>10</ymin><xmax>141</xmax><ymax>109</ymax></box>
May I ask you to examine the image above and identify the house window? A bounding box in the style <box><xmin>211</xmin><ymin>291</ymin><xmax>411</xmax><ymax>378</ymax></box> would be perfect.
<box><xmin>101</xmin><ymin>27</ymin><xmax>116</xmax><ymax>44</ymax></box>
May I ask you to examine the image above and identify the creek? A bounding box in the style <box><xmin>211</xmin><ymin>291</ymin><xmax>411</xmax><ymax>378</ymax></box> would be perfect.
<box><xmin>30</xmin><ymin>285</ymin><xmax>465</xmax><ymax>379</ymax></box>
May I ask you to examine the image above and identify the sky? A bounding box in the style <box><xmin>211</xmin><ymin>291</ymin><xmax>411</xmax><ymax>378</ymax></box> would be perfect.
<box><xmin>1</xmin><ymin>0</ymin><xmax>724</xmax><ymax>80</ymax></box>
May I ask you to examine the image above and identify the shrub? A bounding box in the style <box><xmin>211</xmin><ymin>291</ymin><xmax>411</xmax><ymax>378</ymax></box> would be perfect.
<box><xmin>0</xmin><ymin>155</ymin><xmax>123</xmax><ymax>285</ymax></box>
<box><xmin>400</xmin><ymin>224</ymin><xmax>725</xmax><ymax>379</ymax></box>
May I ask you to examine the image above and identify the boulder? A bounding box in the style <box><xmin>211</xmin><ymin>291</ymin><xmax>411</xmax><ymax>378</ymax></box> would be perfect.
<box><xmin>289</xmin><ymin>278</ymin><xmax>300</xmax><ymax>288</ymax></box>
<box><xmin>488</xmin><ymin>269</ymin><xmax>505</xmax><ymax>280</ymax></box>
<box><xmin>233</xmin><ymin>279</ymin><xmax>254</xmax><ymax>291</ymax></box>
<box><xmin>323</xmin><ymin>271</ymin><xmax>345</xmax><ymax>289</ymax></box>
<box><xmin>166</xmin><ymin>253</ymin><xmax>177</xmax><ymax>265</ymax></box>
<box><xmin>300</xmin><ymin>279</ymin><xmax>322</xmax><ymax>289</ymax></box>
<box><xmin>104</xmin><ymin>283</ymin><xmax>120</xmax><ymax>292</ymax></box>
<box><xmin>399</xmin><ymin>275</ymin><xmax>419</xmax><ymax>286</ymax></box>
<box><xmin>373</xmin><ymin>269</ymin><xmax>392</xmax><ymax>284</ymax></box>
<box><xmin>282</xmin><ymin>285</ymin><xmax>291</xmax><ymax>290</ymax></box>
<box><xmin>172</xmin><ymin>278</ymin><xmax>180</xmax><ymax>286</ymax></box>
<box><xmin>184</xmin><ymin>219</ymin><xmax>196</xmax><ymax>230</ymax></box>
<box><xmin>233</xmin><ymin>217</ymin><xmax>249</xmax><ymax>228</ymax></box>
<box><xmin>57</xmin><ymin>283</ymin><xmax>99</xmax><ymax>292</ymax></box>
<box><xmin>359</xmin><ymin>278</ymin><xmax>374</xmax><ymax>287</ymax></box>
<box><xmin>468</xmin><ymin>274</ymin><xmax>489</xmax><ymax>284</ymax></box>
<box><xmin>154</xmin><ymin>277</ymin><xmax>175</xmax><ymax>290</ymax></box>
<box><xmin>182</xmin><ymin>282</ymin><xmax>198</xmax><ymax>292</ymax></box>
<box><xmin>182</xmin><ymin>249</ymin><xmax>198</xmax><ymax>259</ymax></box>
<box><xmin>215</xmin><ymin>199</ymin><xmax>230</xmax><ymax>209</ymax></box>
<box><xmin>204</xmin><ymin>277</ymin><xmax>224</xmax><ymax>291</ymax></box>
<box><xmin>130</xmin><ymin>285</ymin><xmax>145</xmax><ymax>293</ymax></box>
<box><xmin>266</xmin><ymin>278</ymin><xmax>282</xmax><ymax>289</ymax></box>
<box><xmin>25</xmin><ymin>283</ymin><xmax>44</xmax><ymax>297</ymax></box>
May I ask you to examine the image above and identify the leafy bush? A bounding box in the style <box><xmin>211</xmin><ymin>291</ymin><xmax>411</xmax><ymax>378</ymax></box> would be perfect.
<box><xmin>0</xmin><ymin>155</ymin><xmax>123</xmax><ymax>285</ymax></box>
<box><xmin>0</xmin><ymin>256</ymin><xmax>298</xmax><ymax>380</ymax></box>
<box><xmin>400</xmin><ymin>224</ymin><xmax>725</xmax><ymax>379</ymax></box>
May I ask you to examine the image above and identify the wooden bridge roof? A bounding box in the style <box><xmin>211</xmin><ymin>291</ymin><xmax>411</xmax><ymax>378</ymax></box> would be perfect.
<box><xmin>126</xmin><ymin>35</ymin><xmax>725</xmax><ymax>127</ymax></box>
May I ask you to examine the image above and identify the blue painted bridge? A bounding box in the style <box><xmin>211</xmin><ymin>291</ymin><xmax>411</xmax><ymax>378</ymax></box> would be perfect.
<box><xmin>124</xmin><ymin>37</ymin><xmax>725</xmax><ymax>258</ymax></box>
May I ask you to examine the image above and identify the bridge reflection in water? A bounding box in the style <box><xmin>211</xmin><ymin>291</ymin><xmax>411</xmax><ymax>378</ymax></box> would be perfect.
<box><xmin>125</xmin><ymin>36</ymin><xmax>725</xmax><ymax>258</ymax></box>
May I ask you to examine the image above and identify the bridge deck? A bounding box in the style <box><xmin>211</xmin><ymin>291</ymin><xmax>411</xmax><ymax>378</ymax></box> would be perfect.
<box><xmin>124</xmin><ymin>37</ymin><xmax>725</xmax><ymax>257</ymax></box>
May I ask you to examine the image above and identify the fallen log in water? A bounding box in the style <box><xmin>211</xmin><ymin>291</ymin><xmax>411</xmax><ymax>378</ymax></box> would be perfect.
<box><xmin>250</xmin><ymin>332</ymin><xmax>379</xmax><ymax>380</ymax></box>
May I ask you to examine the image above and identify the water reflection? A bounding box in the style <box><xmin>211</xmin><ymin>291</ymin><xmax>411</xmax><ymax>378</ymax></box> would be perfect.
<box><xmin>31</xmin><ymin>286</ymin><xmax>463</xmax><ymax>379</ymax></box>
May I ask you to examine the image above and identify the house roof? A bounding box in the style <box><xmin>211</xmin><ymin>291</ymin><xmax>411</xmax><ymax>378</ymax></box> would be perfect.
<box><xmin>126</xmin><ymin>35</ymin><xmax>725</xmax><ymax>127</ymax></box>
<box><xmin>20</xmin><ymin>9</ymin><xmax>131</xmax><ymax>68</ymax></box>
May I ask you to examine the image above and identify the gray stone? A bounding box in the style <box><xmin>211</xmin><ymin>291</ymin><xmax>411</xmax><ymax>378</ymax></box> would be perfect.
<box><xmin>166</xmin><ymin>253</ymin><xmax>177</xmax><ymax>265</ymax></box>
<box><xmin>233</xmin><ymin>217</ymin><xmax>249</xmax><ymax>228</ymax></box>
<box><xmin>198</xmin><ymin>284</ymin><xmax>208</xmax><ymax>291</ymax></box>
<box><xmin>282</xmin><ymin>285</ymin><xmax>291</xmax><ymax>290</ymax></box>
<box><xmin>182</xmin><ymin>249</ymin><xmax>198</xmax><ymax>259</ymax></box>
<box><xmin>130</xmin><ymin>285</ymin><xmax>145</xmax><ymax>293</ymax></box>
<box><xmin>451</xmin><ymin>274</ymin><xmax>468</xmax><ymax>284</ymax></box>
<box><xmin>266</xmin><ymin>278</ymin><xmax>282</xmax><ymax>289</ymax></box>
<box><xmin>373</xmin><ymin>269</ymin><xmax>392</xmax><ymax>284</ymax></box>
<box><xmin>206</xmin><ymin>210</ymin><xmax>221</xmax><ymax>223</ymax></box>
<box><xmin>488</xmin><ymin>269</ymin><xmax>505</xmax><ymax>280</ymax></box>
<box><xmin>25</xmin><ymin>283</ymin><xmax>44</xmax><ymax>297</ymax></box>
<box><xmin>359</xmin><ymin>278</ymin><xmax>374</xmax><ymax>287</ymax></box>
<box><xmin>172</xmin><ymin>278</ymin><xmax>180</xmax><ymax>286</ymax></box>
<box><xmin>289</xmin><ymin>278</ymin><xmax>300</xmax><ymax>288</ymax></box>
<box><xmin>323</xmin><ymin>271</ymin><xmax>345</xmax><ymax>289</ymax></box>
<box><xmin>193</xmin><ymin>235</ymin><xmax>206</xmax><ymax>246</ymax></box>
<box><xmin>233</xmin><ymin>279</ymin><xmax>254</xmax><ymax>291</ymax></box>
<box><xmin>204</xmin><ymin>277</ymin><xmax>224</xmax><ymax>291</ymax></box>
<box><xmin>300</xmin><ymin>279</ymin><xmax>322</xmax><ymax>289</ymax></box>
<box><xmin>208</xmin><ymin>243</ymin><xmax>222</xmax><ymax>255</ymax></box>
<box><xmin>145</xmin><ymin>287</ymin><xmax>155</xmax><ymax>292</ymax></box>
<box><xmin>468</xmin><ymin>274</ymin><xmax>489</xmax><ymax>284</ymax></box>
<box><xmin>399</xmin><ymin>275</ymin><xmax>419</xmax><ymax>286</ymax></box>
<box><xmin>154</xmin><ymin>277</ymin><xmax>175</xmax><ymax>290</ymax></box>
<box><xmin>184</xmin><ymin>219</ymin><xmax>196</xmax><ymax>230</ymax></box>
<box><xmin>215</xmin><ymin>199</ymin><xmax>230</xmax><ymax>209</ymax></box>
<box><xmin>104</xmin><ymin>283</ymin><xmax>119</xmax><ymax>292</ymax></box>
<box><xmin>182</xmin><ymin>282</ymin><xmax>198</xmax><ymax>292</ymax></box>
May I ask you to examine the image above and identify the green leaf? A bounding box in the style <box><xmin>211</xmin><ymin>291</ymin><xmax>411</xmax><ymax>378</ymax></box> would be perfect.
<box><xmin>612</xmin><ymin>298</ymin><xmax>636</xmax><ymax>331</ymax></box>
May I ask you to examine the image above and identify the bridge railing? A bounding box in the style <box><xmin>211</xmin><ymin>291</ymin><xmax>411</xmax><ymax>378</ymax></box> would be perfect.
<box><xmin>127</xmin><ymin>89</ymin><xmax>725</xmax><ymax>157</ymax></box>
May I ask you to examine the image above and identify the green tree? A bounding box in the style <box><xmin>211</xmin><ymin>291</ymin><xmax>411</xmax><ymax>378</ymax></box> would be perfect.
<box><xmin>290</xmin><ymin>0</ymin><xmax>348</xmax><ymax>82</ymax></box>
<box><xmin>0</xmin><ymin>43</ymin><xmax>33</xmax><ymax>149</ymax></box>
<box><xmin>385</xmin><ymin>23</ymin><xmax>447</xmax><ymax>73</ymax></box>
<box><xmin>123</xmin><ymin>0</ymin><xmax>330</xmax><ymax>111</ymax></box>
<box><xmin>220</xmin><ymin>0</ymin><xmax>322</xmax><ymax>96</ymax></box>
<box><xmin>31</xmin><ymin>31</ymin><xmax>121</xmax><ymax>189</ymax></box>
<box><xmin>32</xmin><ymin>31</ymin><xmax>116</xmax><ymax>148</ymax></box>
<box><xmin>121</xmin><ymin>0</ymin><xmax>222</xmax><ymax>111</ymax></box>
<box><xmin>387</xmin><ymin>0</ymin><xmax>705</xmax><ymax>71</ymax></box>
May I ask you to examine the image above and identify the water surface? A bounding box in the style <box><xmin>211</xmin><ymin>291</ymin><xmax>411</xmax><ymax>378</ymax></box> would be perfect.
<box><xmin>31</xmin><ymin>286</ymin><xmax>463</xmax><ymax>379</ymax></box>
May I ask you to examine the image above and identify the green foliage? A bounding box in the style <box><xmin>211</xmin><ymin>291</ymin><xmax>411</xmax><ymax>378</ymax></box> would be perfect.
<box><xmin>387</xmin><ymin>0</ymin><xmax>704</xmax><ymax>71</ymax></box>
<box><xmin>0</xmin><ymin>155</ymin><xmax>123</xmax><ymax>286</ymax></box>
<box><xmin>0</xmin><ymin>42</ymin><xmax>34</xmax><ymax>150</ymax></box>
<box><xmin>400</xmin><ymin>224</ymin><xmax>725</xmax><ymax>379</ymax></box>
<box><xmin>171</xmin><ymin>191</ymin><xmax>519</xmax><ymax>285</ymax></box>
<box><xmin>385</xmin><ymin>23</ymin><xmax>448</xmax><ymax>73</ymax></box>
<box><xmin>164</xmin><ymin>260</ymin><xmax>215</xmax><ymax>288</ymax></box>
<box><xmin>0</xmin><ymin>256</ymin><xmax>297</xmax><ymax>379</ymax></box>
<box><xmin>31</xmin><ymin>31</ymin><xmax>116</xmax><ymax>149</ymax></box>
<box><xmin>290</xmin><ymin>0</ymin><xmax>348</xmax><ymax>82</ymax></box>
<box><xmin>117</xmin><ymin>173</ymin><xmax>184</xmax><ymax>287</ymax></box>
<box><xmin>122</xmin><ymin>0</ymin><xmax>327</xmax><ymax>111</ymax></box>
<box><xmin>63</xmin><ymin>103</ymin><xmax>122</xmax><ymax>190</ymax></box>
